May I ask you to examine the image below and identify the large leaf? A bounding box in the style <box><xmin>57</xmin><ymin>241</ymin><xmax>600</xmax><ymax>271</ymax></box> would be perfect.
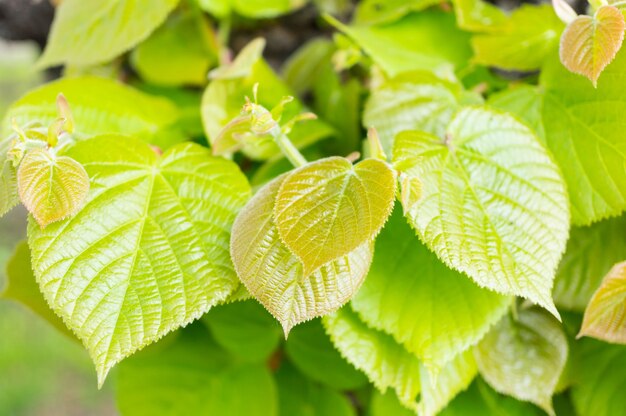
<box><xmin>351</xmin><ymin>207</ymin><xmax>510</xmax><ymax>371</ymax></box>
<box><xmin>474</xmin><ymin>308</ymin><xmax>568</xmax><ymax>415</ymax></box>
<box><xmin>393</xmin><ymin>107</ymin><xmax>570</xmax><ymax>316</ymax></box>
<box><xmin>38</xmin><ymin>0</ymin><xmax>180</xmax><ymax>67</ymax></box>
<box><xmin>553</xmin><ymin>215</ymin><xmax>626</xmax><ymax>311</ymax></box>
<box><xmin>487</xmin><ymin>85</ymin><xmax>545</xmax><ymax>142</ymax></box>
<box><xmin>230</xmin><ymin>175</ymin><xmax>373</xmax><ymax>334</ymax></box>
<box><xmin>2</xmin><ymin>77</ymin><xmax>182</xmax><ymax>147</ymax></box>
<box><xmin>274</xmin><ymin>157</ymin><xmax>395</xmax><ymax>276</ymax></box>
<box><xmin>116</xmin><ymin>326</ymin><xmax>277</xmax><ymax>416</ymax></box>
<box><xmin>540</xmin><ymin>49</ymin><xmax>626</xmax><ymax>224</ymax></box>
<box><xmin>452</xmin><ymin>0</ymin><xmax>507</xmax><ymax>31</ymax></box>
<box><xmin>17</xmin><ymin>149</ymin><xmax>89</xmax><ymax>227</ymax></box>
<box><xmin>580</xmin><ymin>261</ymin><xmax>626</xmax><ymax>343</ymax></box>
<box><xmin>560</xmin><ymin>5</ymin><xmax>625</xmax><ymax>86</ymax></box>
<box><xmin>27</xmin><ymin>136</ymin><xmax>251</xmax><ymax>385</ymax></box>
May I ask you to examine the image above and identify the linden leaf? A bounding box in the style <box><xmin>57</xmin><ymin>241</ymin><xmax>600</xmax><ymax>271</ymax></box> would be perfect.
<box><xmin>393</xmin><ymin>107</ymin><xmax>570</xmax><ymax>317</ymax></box>
<box><xmin>474</xmin><ymin>309</ymin><xmax>568</xmax><ymax>416</ymax></box>
<box><xmin>0</xmin><ymin>154</ymin><xmax>18</xmax><ymax>218</ymax></box>
<box><xmin>560</xmin><ymin>5</ymin><xmax>625</xmax><ymax>86</ymax></box>
<box><xmin>579</xmin><ymin>261</ymin><xmax>626</xmax><ymax>343</ymax></box>
<box><xmin>27</xmin><ymin>135</ymin><xmax>251</xmax><ymax>386</ymax></box>
<box><xmin>273</xmin><ymin>157</ymin><xmax>395</xmax><ymax>277</ymax></box>
<box><xmin>230</xmin><ymin>175</ymin><xmax>373</xmax><ymax>335</ymax></box>
<box><xmin>17</xmin><ymin>149</ymin><xmax>89</xmax><ymax>227</ymax></box>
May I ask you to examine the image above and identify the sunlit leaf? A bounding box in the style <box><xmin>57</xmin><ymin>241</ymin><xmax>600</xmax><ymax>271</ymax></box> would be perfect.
<box><xmin>28</xmin><ymin>136</ymin><xmax>251</xmax><ymax>385</ymax></box>
<box><xmin>560</xmin><ymin>5</ymin><xmax>625</xmax><ymax>86</ymax></box>
<box><xmin>354</xmin><ymin>0</ymin><xmax>442</xmax><ymax>25</ymax></box>
<box><xmin>393</xmin><ymin>107</ymin><xmax>570</xmax><ymax>316</ymax></box>
<box><xmin>487</xmin><ymin>85</ymin><xmax>545</xmax><ymax>142</ymax></box>
<box><xmin>453</xmin><ymin>0</ymin><xmax>507</xmax><ymax>31</ymax></box>
<box><xmin>474</xmin><ymin>308</ymin><xmax>568</xmax><ymax>415</ymax></box>
<box><xmin>0</xmin><ymin>155</ymin><xmax>18</xmax><ymax>218</ymax></box>
<box><xmin>197</xmin><ymin>0</ymin><xmax>307</xmax><ymax>18</ymax></box>
<box><xmin>274</xmin><ymin>157</ymin><xmax>395</xmax><ymax>276</ymax></box>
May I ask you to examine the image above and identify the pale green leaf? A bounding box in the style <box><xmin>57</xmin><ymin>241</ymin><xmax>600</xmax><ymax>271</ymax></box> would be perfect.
<box><xmin>203</xmin><ymin>299</ymin><xmax>282</xmax><ymax>362</ymax></box>
<box><xmin>369</xmin><ymin>391</ymin><xmax>414</xmax><ymax>416</ymax></box>
<box><xmin>580</xmin><ymin>261</ymin><xmax>626</xmax><ymax>343</ymax></box>
<box><xmin>474</xmin><ymin>308</ymin><xmax>568</xmax><ymax>415</ymax></box>
<box><xmin>393</xmin><ymin>107</ymin><xmax>570</xmax><ymax>316</ymax></box>
<box><xmin>2</xmin><ymin>76</ymin><xmax>182</xmax><ymax>148</ymax></box>
<box><xmin>553</xmin><ymin>215</ymin><xmax>626</xmax><ymax>311</ymax></box>
<box><xmin>453</xmin><ymin>0</ymin><xmax>508</xmax><ymax>31</ymax></box>
<box><xmin>487</xmin><ymin>85</ymin><xmax>545</xmax><ymax>142</ymax></box>
<box><xmin>39</xmin><ymin>0</ymin><xmax>180</xmax><ymax>68</ymax></box>
<box><xmin>285</xmin><ymin>319</ymin><xmax>368</xmax><ymax>390</ymax></box>
<box><xmin>540</xmin><ymin>49</ymin><xmax>626</xmax><ymax>224</ymax></box>
<box><xmin>230</xmin><ymin>175</ymin><xmax>373</xmax><ymax>334</ymax></box>
<box><xmin>282</xmin><ymin>39</ymin><xmax>335</xmax><ymax>95</ymax></box>
<box><xmin>351</xmin><ymin>207</ymin><xmax>510</xmax><ymax>371</ymax></box>
<box><xmin>17</xmin><ymin>149</ymin><xmax>89</xmax><ymax>227</ymax></box>
<box><xmin>116</xmin><ymin>325</ymin><xmax>277</xmax><ymax>416</ymax></box>
<box><xmin>559</xmin><ymin>5</ymin><xmax>625</xmax><ymax>86</ymax></box>
<box><xmin>354</xmin><ymin>0</ymin><xmax>443</xmax><ymax>25</ymax></box>
<box><xmin>197</xmin><ymin>0</ymin><xmax>307</xmax><ymax>18</ymax></box>
<box><xmin>27</xmin><ymin>135</ymin><xmax>251</xmax><ymax>385</ymax></box>
<box><xmin>0</xmin><ymin>156</ymin><xmax>18</xmax><ymax>218</ymax></box>
<box><xmin>274</xmin><ymin>157</ymin><xmax>396</xmax><ymax>276</ymax></box>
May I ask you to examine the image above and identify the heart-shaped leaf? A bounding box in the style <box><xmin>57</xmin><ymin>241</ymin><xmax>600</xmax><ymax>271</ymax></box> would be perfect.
<box><xmin>560</xmin><ymin>5</ymin><xmax>625</xmax><ymax>86</ymax></box>
<box><xmin>28</xmin><ymin>136</ymin><xmax>251</xmax><ymax>385</ymax></box>
<box><xmin>17</xmin><ymin>148</ymin><xmax>89</xmax><ymax>227</ymax></box>
<box><xmin>579</xmin><ymin>261</ymin><xmax>626</xmax><ymax>343</ymax></box>
<box><xmin>231</xmin><ymin>175</ymin><xmax>373</xmax><ymax>335</ymax></box>
<box><xmin>274</xmin><ymin>157</ymin><xmax>395</xmax><ymax>276</ymax></box>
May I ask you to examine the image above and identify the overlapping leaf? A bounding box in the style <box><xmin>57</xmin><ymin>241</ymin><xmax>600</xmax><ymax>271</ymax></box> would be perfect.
<box><xmin>393</xmin><ymin>107</ymin><xmax>570</xmax><ymax>316</ymax></box>
<box><xmin>230</xmin><ymin>176</ymin><xmax>373</xmax><ymax>335</ymax></box>
<box><xmin>28</xmin><ymin>135</ymin><xmax>251</xmax><ymax>385</ymax></box>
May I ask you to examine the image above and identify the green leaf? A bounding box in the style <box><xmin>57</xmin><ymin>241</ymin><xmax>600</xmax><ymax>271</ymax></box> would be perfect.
<box><xmin>17</xmin><ymin>149</ymin><xmax>89</xmax><ymax>227</ymax></box>
<box><xmin>369</xmin><ymin>390</ymin><xmax>414</xmax><ymax>416</ymax></box>
<box><xmin>353</xmin><ymin>0</ymin><xmax>443</xmax><ymax>25</ymax></box>
<box><xmin>474</xmin><ymin>308</ymin><xmax>568</xmax><ymax>415</ymax></box>
<box><xmin>27</xmin><ymin>136</ymin><xmax>251</xmax><ymax>385</ymax></box>
<box><xmin>276</xmin><ymin>362</ymin><xmax>355</xmax><ymax>416</ymax></box>
<box><xmin>471</xmin><ymin>5</ymin><xmax>564</xmax><ymax>71</ymax></box>
<box><xmin>285</xmin><ymin>319</ymin><xmax>368</xmax><ymax>390</ymax></box>
<box><xmin>2</xmin><ymin>76</ymin><xmax>182</xmax><ymax>148</ymax></box>
<box><xmin>131</xmin><ymin>11</ymin><xmax>217</xmax><ymax>86</ymax></box>
<box><xmin>1</xmin><ymin>241</ymin><xmax>73</xmax><ymax>338</ymax></box>
<box><xmin>282</xmin><ymin>39</ymin><xmax>335</xmax><ymax>95</ymax></box>
<box><xmin>116</xmin><ymin>325</ymin><xmax>277</xmax><ymax>416</ymax></box>
<box><xmin>553</xmin><ymin>215</ymin><xmax>626</xmax><ymax>311</ymax></box>
<box><xmin>579</xmin><ymin>261</ymin><xmax>626</xmax><ymax>343</ymax></box>
<box><xmin>351</xmin><ymin>207</ymin><xmax>510</xmax><ymax>371</ymax></box>
<box><xmin>452</xmin><ymin>0</ymin><xmax>507</xmax><ymax>31</ymax></box>
<box><xmin>540</xmin><ymin>49</ymin><xmax>626</xmax><ymax>224</ymax></box>
<box><xmin>203</xmin><ymin>299</ymin><xmax>282</xmax><ymax>362</ymax></box>
<box><xmin>393</xmin><ymin>107</ymin><xmax>570</xmax><ymax>316</ymax></box>
<box><xmin>274</xmin><ymin>157</ymin><xmax>396</xmax><ymax>276</ymax></box>
<box><xmin>197</xmin><ymin>0</ymin><xmax>307</xmax><ymax>18</ymax></box>
<box><xmin>570</xmin><ymin>339</ymin><xmax>626</xmax><ymax>416</ymax></box>
<box><xmin>559</xmin><ymin>5</ymin><xmax>625</xmax><ymax>86</ymax></box>
<box><xmin>487</xmin><ymin>85</ymin><xmax>545</xmax><ymax>142</ymax></box>
<box><xmin>0</xmin><ymin>155</ymin><xmax>18</xmax><ymax>218</ymax></box>
<box><xmin>38</xmin><ymin>0</ymin><xmax>180</xmax><ymax>68</ymax></box>
<box><xmin>230</xmin><ymin>175</ymin><xmax>373</xmax><ymax>334</ymax></box>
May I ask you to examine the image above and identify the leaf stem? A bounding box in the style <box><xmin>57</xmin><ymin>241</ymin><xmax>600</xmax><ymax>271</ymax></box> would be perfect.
<box><xmin>275</xmin><ymin>133</ymin><xmax>307</xmax><ymax>168</ymax></box>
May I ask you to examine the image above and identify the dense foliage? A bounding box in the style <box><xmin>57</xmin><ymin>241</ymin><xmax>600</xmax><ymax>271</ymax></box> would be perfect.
<box><xmin>2</xmin><ymin>0</ymin><xmax>626</xmax><ymax>414</ymax></box>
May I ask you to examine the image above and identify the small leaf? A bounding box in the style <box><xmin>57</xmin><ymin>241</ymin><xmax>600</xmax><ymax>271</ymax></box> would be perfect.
<box><xmin>230</xmin><ymin>175</ymin><xmax>373</xmax><ymax>335</ymax></box>
<box><xmin>17</xmin><ymin>148</ymin><xmax>89</xmax><ymax>227</ymax></box>
<box><xmin>274</xmin><ymin>157</ymin><xmax>396</xmax><ymax>276</ymax></box>
<box><xmin>474</xmin><ymin>308</ymin><xmax>568</xmax><ymax>415</ymax></box>
<box><xmin>393</xmin><ymin>107</ymin><xmax>570</xmax><ymax>317</ymax></box>
<box><xmin>579</xmin><ymin>261</ymin><xmax>626</xmax><ymax>343</ymax></box>
<box><xmin>560</xmin><ymin>5</ymin><xmax>625</xmax><ymax>86</ymax></box>
<box><xmin>0</xmin><ymin>156</ymin><xmax>18</xmax><ymax>218</ymax></box>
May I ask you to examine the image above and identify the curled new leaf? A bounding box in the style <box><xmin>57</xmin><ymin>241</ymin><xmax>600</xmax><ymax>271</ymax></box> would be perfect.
<box><xmin>274</xmin><ymin>157</ymin><xmax>396</xmax><ymax>276</ymax></box>
<box><xmin>579</xmin><ymin>261</ymin><xmax>626</xmax><ymax>343</ymax></box>
<box><xmin>560</xmin><ymin>5</ymin><xmax>625</xmax><ymax>86</ymax></box>
<box><xmin>17</xmin><ymin>148</ymin><xmax>89</xmax><ymax>227</ymax></box>
<box><xmin>230</xmin><ymin>175</ymin><xmax>373</xmax><ymax>335</ymax></box>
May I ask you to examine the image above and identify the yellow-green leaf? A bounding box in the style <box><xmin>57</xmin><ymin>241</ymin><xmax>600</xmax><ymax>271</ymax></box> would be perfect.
<box><xmin>274</xmin><ymin>157</ymin><xmax>395</xmax><ymax>276</ymax></box>
<box><xmin>230</xmin><ymin>175</ymin><xmax>373</xmax><ymax>335</ymax></box>
<box><xmin>579</xmin><ymin>261</ymin><xmax>626</xmax><ymax>343</ymax></box>
<box><xmin>560</xmin><ymin>5</ymin><xmax>626</xmax><ymax>86</ymax></box>
<box><xmin>17</xmin><ymin>149</ymin><xmax>89</xmax><ymax>227</ymax></box>
<box><xmin>0</xmin><ymin>156</ymin><xmax>18</xmax><ymax>218</ymax></box>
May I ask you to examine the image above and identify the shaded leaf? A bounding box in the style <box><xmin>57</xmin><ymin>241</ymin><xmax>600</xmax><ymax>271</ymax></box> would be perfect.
<box><xmin>487</xmin><ymin>85</ymin><xmax>545</xmax><ymax>142</ymax></box>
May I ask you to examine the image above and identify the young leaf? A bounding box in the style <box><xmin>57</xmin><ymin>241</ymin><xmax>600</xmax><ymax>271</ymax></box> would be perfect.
<box><xmin>393</xmin><ymin>107</ymin><xmax>570</xmax><ymax>317</ymax></box>
<box><xmin>559</xmin><ymin>5</ymin><xmax>625</xmax><ymax>86</ymax></box>
<box><xmin>474</xmin><ymin>309</ymin><xmax>568</xmax><ymax>415</ymax></box>
<box><xmin>353</xmin><ymin>0</ymin><xmax>442</xmax><ymax>25</ymax></box>
<box><xmin>38</xmin><ymin>0</ymin><xmax>180</xmax><ymax>68</ymax></box>
<box><xmin>27</xmin><ymin>136</ymin><xmax>251</xmax><ymax>385</ymax></box>
<box><xmin>17</xmin><ymin>149</ymin><xmax>89</xmax><ymax>227</ymax></box>
<box><xmin>0</xmin><ymin>156</ymin><xmax>18</xmax><ymax>218</ymax></box>
<box><xmin>351</xmin><ymin>207</ymin><xmax>510</xmax><ymax>371</ymax></box>
<box><xmin>274</xmin><ymin>157</ymin><xmax>396</xmax><ymax>277</ymax></box>
<box><xmin>552</xmin><ymin>0</ymin><xmax>577</xmax><ymax>24</ymax></box>
<box><xmin>453</xmin><ymin>0</ymin><xmax>508</xmax><ymax>32</ymax></box>
<box><xmin>579</xmin><ymin>261</ymin><xmax>626</xmax><ymax>343</ymax></box>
